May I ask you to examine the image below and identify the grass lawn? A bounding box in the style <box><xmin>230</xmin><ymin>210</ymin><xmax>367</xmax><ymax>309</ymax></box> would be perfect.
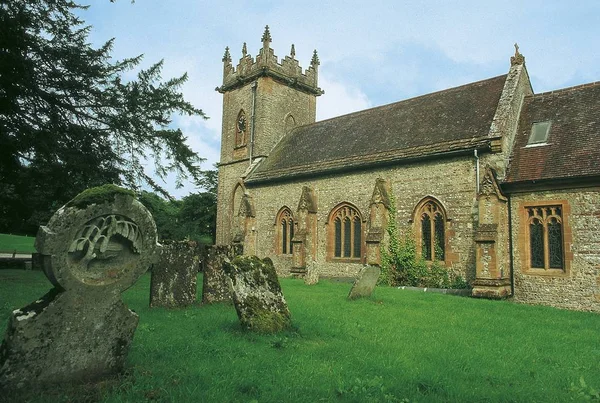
<box><xmin>0</xmin><ymin>233</ymin><xmax>36</xmax><ymax>254</ymax></box>
<box><xmin>1</xmin><ymin>270</ymin><xmax>599</xmax><ymax>402</ymax></box>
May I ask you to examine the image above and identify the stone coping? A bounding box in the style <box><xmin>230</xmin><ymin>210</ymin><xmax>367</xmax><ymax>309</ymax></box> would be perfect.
<box><xmin>397</xmin><ymin>286</ymin><xmax>472</xmax><ymax>296</ymax></box>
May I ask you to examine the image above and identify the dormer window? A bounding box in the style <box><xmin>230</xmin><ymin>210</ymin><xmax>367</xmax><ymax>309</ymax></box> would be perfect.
<box><xmin>527</xmin><ymin>121</ymin><xmax>551</xmax><ymax>146</ymax></box>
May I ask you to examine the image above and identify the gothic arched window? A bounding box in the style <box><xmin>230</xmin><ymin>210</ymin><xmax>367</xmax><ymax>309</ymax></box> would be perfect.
<box><xmin>415</xmin><ymin>198</ymin><xmax>446</xmax><ymax>262</ymax></box>
<box><xmin>328</xmin><ymin>203</ymin><xmax>363</xmax><ymax>261</ymax></box>
<box><xmin>276</xmin><ymin>207</ymin><xmax>294</xmax><ymax>256</ymax></box>
<box><xmin>235</xmin><ymin>110</ymin><xmax>247</xmax><ymax>147</ymax></box>
<box><xmin>527</xmin><ymin>206</ymin><xmax>563</xmax><ymax>269</ymax></box>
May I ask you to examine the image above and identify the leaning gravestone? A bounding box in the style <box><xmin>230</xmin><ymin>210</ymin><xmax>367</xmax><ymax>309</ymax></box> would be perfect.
<box><xmin>223</xmin><ymin>255</ymin><xmax>291</xmax><ymax>333</ymax></box>
<box><xmin>0</xmin><ymin>185</ymin><xmax>159</xmax><ymax>392</ymax></box>
<box><xmin>201</xmin><ymin>244</ymin><xmax>241</xmax><ymax>304</ymax></box>
<box><xmin>348</xmin><ymin>266</ymin><xmax>381</xmax><ymax>300</ymax></box>
<box><xmin>150</xmin><ymin>241</ymin><xmax>201</xmax><ymax>308</ymax></box>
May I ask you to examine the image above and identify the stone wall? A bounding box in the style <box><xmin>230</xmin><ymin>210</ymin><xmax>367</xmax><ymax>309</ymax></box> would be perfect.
<box><xmin>511</xmin><ymin>188</ymin><xmax>600</xmax><ymax>312</ymax></box>
<box><xmin>246</xmin><ymin>156</ymin><xmax>480</xmax><ymax>280</ymax></box>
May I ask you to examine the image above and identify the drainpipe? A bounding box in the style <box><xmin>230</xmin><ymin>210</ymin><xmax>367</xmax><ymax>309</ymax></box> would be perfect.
<box><xmin>249</xmin><ymin>81</ymin><xmax>257</xmax><ymax>166</ymax></box>
<box><xmin>508</xmin><ymin>196</ymin><xmax>515</xmax><ymax>296</ymax></box>
<box><xmin>474</xmin><ymin>149</ymin><xmax>480</xmax><ymax>194</ymax></box>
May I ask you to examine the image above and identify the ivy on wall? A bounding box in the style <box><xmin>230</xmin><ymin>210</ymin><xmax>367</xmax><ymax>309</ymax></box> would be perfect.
<box><xmin>379</xmin><ymin>191</ymin><xmax>469</xmax><ymax>289</ymax></box>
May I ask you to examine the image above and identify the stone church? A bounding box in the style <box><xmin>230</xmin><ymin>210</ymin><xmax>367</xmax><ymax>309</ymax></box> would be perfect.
<box><xmin>215</xmin><ymin>26</ymin><xmax>600</xmax><ymax>312</ymax></box>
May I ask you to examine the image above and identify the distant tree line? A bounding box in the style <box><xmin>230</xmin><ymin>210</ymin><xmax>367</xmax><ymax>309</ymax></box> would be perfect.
<box><xmin>138</xmin><ymin>169</ymin><xmax>217</xmax><ymax>244</ymax></box>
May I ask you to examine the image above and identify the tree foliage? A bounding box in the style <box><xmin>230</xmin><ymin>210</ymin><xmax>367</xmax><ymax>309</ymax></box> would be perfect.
<box><xmin>0</xmin><ymin>0</ymin><xmax>206</xmax><ymax>234</ymax></box>
<box><xmin>138</xmin><ymin>184</ymin><xmax>217</xmax><ymax>244</ymax></box>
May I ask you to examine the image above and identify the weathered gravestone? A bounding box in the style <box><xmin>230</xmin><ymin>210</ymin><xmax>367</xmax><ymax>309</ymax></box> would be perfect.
<box><xmin>304</xmin><ymin>260</ymin><xmax>319</xmax><ymax>285</ymax></box>
<box><xmin>201</xmin><ymin>244</ymin><xmax>242</xmax><ymax>304</ymax></box>
<box><xmin>223</xmin><ymin>255</ymin><xmax>291</xmax><ymax>333</ymax></box>
<box><xmin>150</xmin><ymin>241</ymin><xmax>203</xmax><ymax>308</ymax></box>
<box><xmin>348</xmin><ymin>266</ymin><xmax>381</xmax><ymax>300</ymax></box>
<box><xmin>0</xmin><ymin>185</ymin><xmax>159</xmax><ymax>391</ymax></box>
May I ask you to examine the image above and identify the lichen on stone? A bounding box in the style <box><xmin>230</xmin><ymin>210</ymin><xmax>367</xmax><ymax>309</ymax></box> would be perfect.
<box><xmin>224</xmin><ymin>255</ymin><xmax>292</xmax><ymax>333</ymax></box>
<box><xmin>65</xmin><ymin>184</ymin><xmax>135</xmax><ymax>209</ymax></box>
<box><xmin>239</xmin><ymin>295</ymin><xmax>291</xmax><ymax>333</ymax></box>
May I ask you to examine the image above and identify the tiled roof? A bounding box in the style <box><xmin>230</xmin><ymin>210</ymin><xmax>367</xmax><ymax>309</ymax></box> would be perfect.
<box><xmin>246</xmin><ymin>75</ymin><xmax>508</xmax><ymax>184</ymax></box>
<box><xmin>505</xmin><ymin>81</ymin><xmax>600</xmax><ymax>184</ymax></box>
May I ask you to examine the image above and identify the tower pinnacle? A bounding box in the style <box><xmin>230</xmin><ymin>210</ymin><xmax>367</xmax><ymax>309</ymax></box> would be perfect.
<box><xmin>290</xmin><ymin>44</ymin><xmax>296</xmax><ymax>59</ymax></box>
<box><xmin>261</xmin><ymin>25</ymin><xmax>272</xmax><ymax>46</ymax></box>
<box><xmin>311</xmin><ymin>50</ymin><xmax>320</xmax><ymax>66</ymax></box>
<box><xmin>222</xmin><ymin>46</ymin><xmax>231</xmax><ymax>63</ymax></box>
<box><xmin>242</xmin><ymin>42</ymin><xmax>247</xmax><ymax>57</ymax></box>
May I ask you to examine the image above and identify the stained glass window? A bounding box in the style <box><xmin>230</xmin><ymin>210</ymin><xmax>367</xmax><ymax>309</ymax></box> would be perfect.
<box><xmin>344</xmin><ymin>217</ymin><xmax>352</xmax><ymax>257</ymax></box>
<box><xmin>289</xmin><ymin>220</ymin><xmax>294</xmax><ymax>255</ymax></box>
<box><xmin>353</xmin><ymin>219</ymin><xmax>362</xmax><ymax>258</ymax></box>
<box><xmin>526</xmin><ymin>205</ymin><xmax>564</xmax><ymax>270</ymax></box>
<box><xmin>282</xmin><ymin>220</ymin><xmax>287</xmax><ymax>254</ymax></box>
<box><xmin>434</xmin><ymin>214</ymin><xmax>445</xmax><ymax>261</ymax></box>
<box><xmin>529</xmin><ymin>219</ymin><xmax>544</xmax><ymax>268</ymax></box>
<box><xmin>548</xmin><ymin>218</ymin><xmax>563</xmax><ymax>269</ymax></box>
<box><xmin>334</xmin><ymin>218</ymin><xmax>342</xmax><ymax>257</ymax></box>
<box><xmin>330</xmin><ymin>205</ymin><xmax>362</xmax><ymax>260</ymax></box>
<box><xmin>418</xmin><ymin>199</ymin><xmax>446</xmax><ymax>262</ymax></box>
<box><xmin>422</xmin><ymin>214</ymin><xmax>432</xmax><ymax>261</ymax></box>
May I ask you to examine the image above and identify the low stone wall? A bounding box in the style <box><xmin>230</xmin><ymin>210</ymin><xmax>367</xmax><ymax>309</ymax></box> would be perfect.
<box><xmin>397</xmin><ymin>286</ymin><xmax>472</xmax><ymax>296</ymax></box>
<box><xmin>0</xmin><ymin>258</ymin><xmax>32</xmax><ymax>270</ymax></box>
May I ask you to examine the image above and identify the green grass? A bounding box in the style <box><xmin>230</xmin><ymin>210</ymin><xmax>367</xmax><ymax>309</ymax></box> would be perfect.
<box><xmin>1</xmin><ymin>270</ymin><xmax>599</xmax><ymax>402</ymax></box>
<box><xmin>0</xmin><ymin>233</ymin><xmax>36</xmax><ymax>254</ymax></box>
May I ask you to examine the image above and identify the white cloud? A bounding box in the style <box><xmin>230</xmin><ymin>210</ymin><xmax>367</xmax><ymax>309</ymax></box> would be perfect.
<box><xmin>79</xmin><ymin>0</ymin><xmax>600</xmax><ymax>198</ymax></box>
<box><xmin>317</xmin><ymin>75</ymin><xmax>372</xmax><ymax>121</ymax></box>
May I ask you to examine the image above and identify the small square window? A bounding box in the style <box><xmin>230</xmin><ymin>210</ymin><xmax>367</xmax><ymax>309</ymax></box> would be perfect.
<box><xmin>527</xmin><ymin>121</ymin><xmax>551</xmax><ymax>145</ymax></box>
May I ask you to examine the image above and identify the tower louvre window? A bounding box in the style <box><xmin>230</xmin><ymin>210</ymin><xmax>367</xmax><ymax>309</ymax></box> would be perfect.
<box><xmin>235</xmin><ymin>110</ymin><xmax>247</xmax><ymax>147</ymax></box>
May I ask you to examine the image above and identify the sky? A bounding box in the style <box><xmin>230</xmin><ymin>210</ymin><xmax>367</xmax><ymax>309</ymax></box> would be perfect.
<box><xmin>80</xmin><ymin>1</ymin><xmax>600</xmax><ymax>198</ymax></box>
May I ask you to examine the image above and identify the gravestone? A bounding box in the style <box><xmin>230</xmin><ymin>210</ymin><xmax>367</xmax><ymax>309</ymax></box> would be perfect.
<box><xmin>0</xmin><ymin>185</ymin><xmax>159</xmax><ymax>392</ymax></box>
<box><xmin>304</xmin><ymin>260</ymin><xmax>319</xmax><ymax>285</ymax></box>
<box><xmin>201</xmin><ymin>244</ymin><xmax>241</xmax><ymax>304</ymax></box>
<box><xmin>150</xmin><ymin>241</ymin><xmax>202</xmax><ymax>308</ymax></box>
<box><xmin>223</xmin><ymin>255</ymin><xmax>291</xmax><ymax>333</ymax></box>
<box><xmin>348</xmin><ymin>266</ymin><xmax>381</xmax><ymax>300</ymax></box>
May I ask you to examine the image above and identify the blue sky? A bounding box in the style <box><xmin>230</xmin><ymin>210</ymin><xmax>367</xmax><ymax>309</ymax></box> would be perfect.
<box><xmin>80</xmin><ymin>1</ymin><xmax>600</xmax><ymax>198</ymax></box>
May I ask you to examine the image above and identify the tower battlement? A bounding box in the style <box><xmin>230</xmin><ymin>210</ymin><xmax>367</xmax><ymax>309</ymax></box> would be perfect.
<box><xmin>216</xmin><ymin>26</ymin><xmax>323</xmax><ymax>96</ymax></box>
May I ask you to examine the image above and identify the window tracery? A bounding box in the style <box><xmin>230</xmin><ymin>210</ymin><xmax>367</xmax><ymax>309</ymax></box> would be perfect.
<box><xmin>329</xmin><ymin>204</ymin><xmax>362</xmax><ymax>261</ymax></box>
<box><xmin>415</xmin><ymin>198</ymin><xmax>446</xmax><ymax>262</ymax></box>
<box><xmin>276</xmin><ymin>207</ymin><xmax>294</xmax><ymax>256</ymax></box>
<box><xmin>527</xmin><ymin>206</ymin><xmax>563</xmax><ymax>270</ymax></box>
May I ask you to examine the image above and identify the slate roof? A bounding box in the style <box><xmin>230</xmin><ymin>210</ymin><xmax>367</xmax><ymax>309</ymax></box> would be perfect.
<box><xmin>504</xmin><ymin>81</ymin><xmax>600</xmax><ymax>185</ymax></box>
<box><xmin>246</xmin><ymin>75</ymin><xmax>508</xmax><ymax>184</ymax></box>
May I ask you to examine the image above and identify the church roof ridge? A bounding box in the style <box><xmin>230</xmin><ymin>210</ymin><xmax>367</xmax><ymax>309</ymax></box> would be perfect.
<box><xmin>529</xmin><ymin>80</ymin><xmax>600</xmax><ymax>98</ymax></box>
<box><xmin>304</xmin><ymin>74</ymin><xmax>510</xmax><ymax>128</ymax></box>
<box><xmin>248</xmin><ymin>74</ymin><xmax>509</xmax><ymax>183</ymax></box>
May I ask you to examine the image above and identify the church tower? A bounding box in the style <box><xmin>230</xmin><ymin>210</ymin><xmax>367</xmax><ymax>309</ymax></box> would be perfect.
<box><xmin>215</xmin><ymin>26</ymin><xmax>323</xmax><ymax>244</ymax></box>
